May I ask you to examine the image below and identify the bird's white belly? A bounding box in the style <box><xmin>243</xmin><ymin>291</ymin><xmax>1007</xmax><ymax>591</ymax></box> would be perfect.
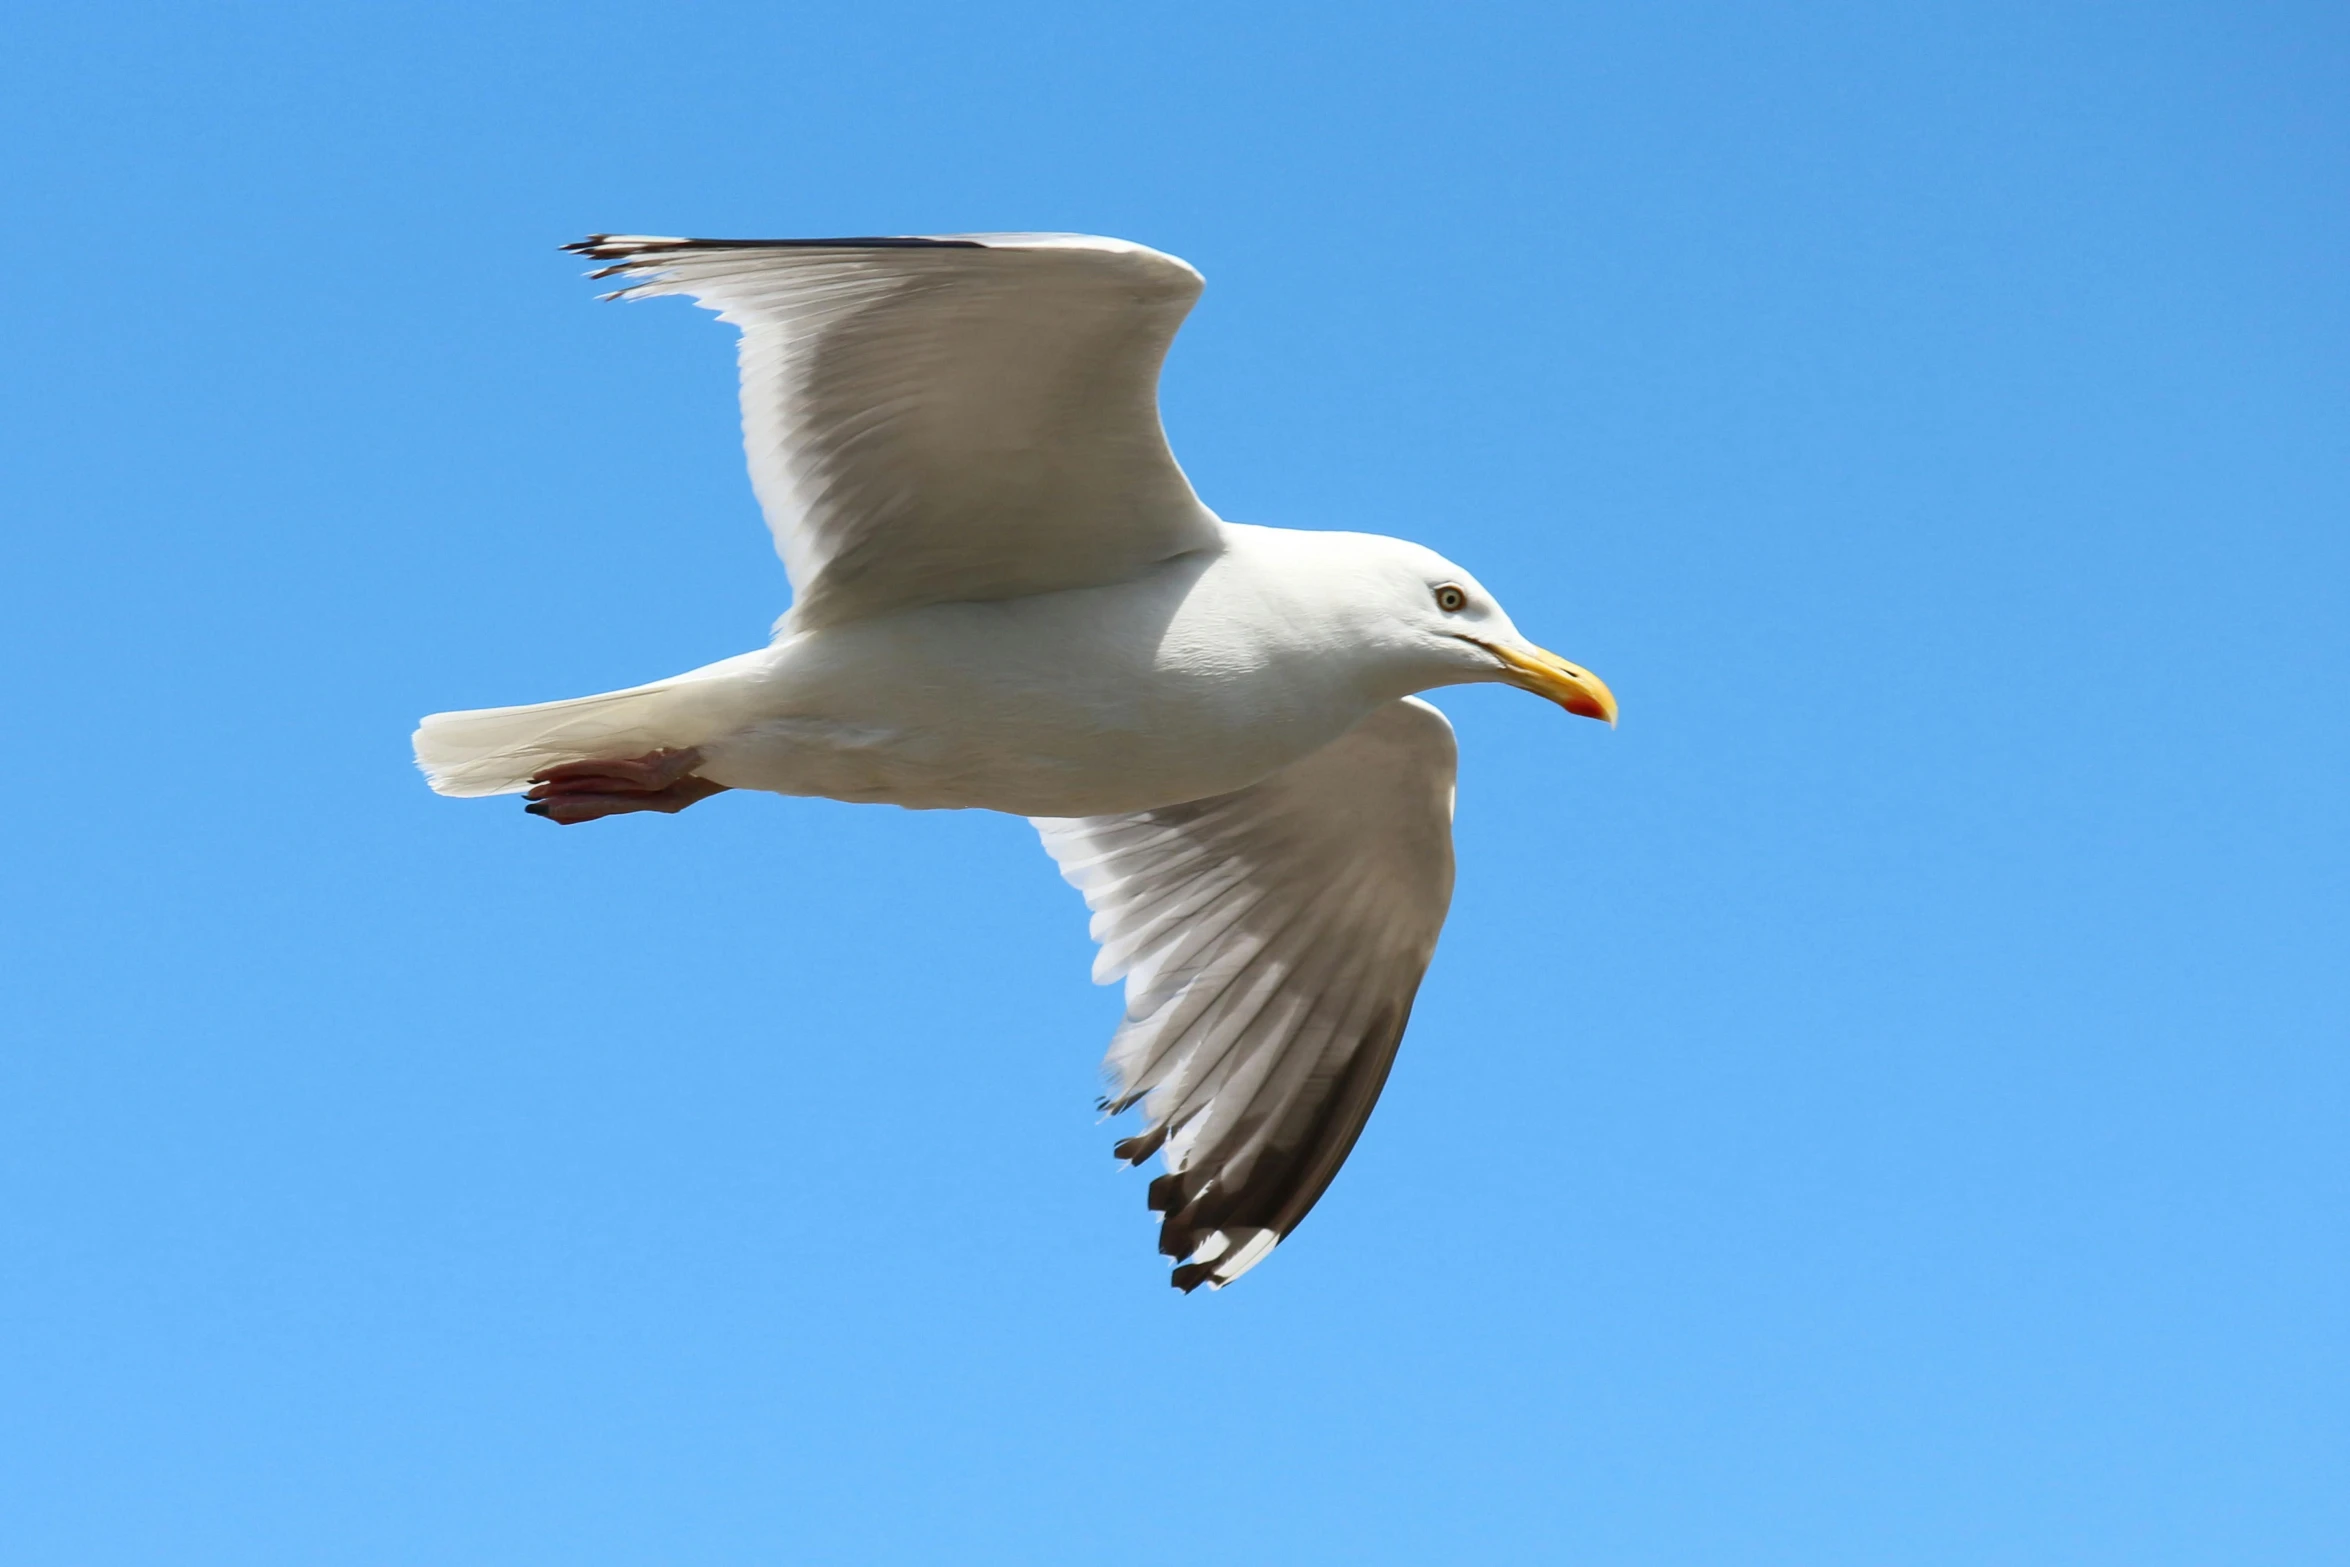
<box><xmin>704</xmin><ymin>712</ymin><xmax>1301</xmax><ymax>815</ymax></box>
<box><xmin>697</xmin><ymin>679</ymin><xmax>1360</xmax><ymax>817</ymax></box>
<box><xmin>690</xmin><ymin>571</ymin><xmax>1380</xmax><ymax>817</ymax></box>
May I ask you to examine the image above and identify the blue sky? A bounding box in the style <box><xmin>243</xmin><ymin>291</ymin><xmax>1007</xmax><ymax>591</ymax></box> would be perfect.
<box><xmin>3</xmin><ymin>2</ymin><xmax>2343</xmax><ymax>1562</ymax></box>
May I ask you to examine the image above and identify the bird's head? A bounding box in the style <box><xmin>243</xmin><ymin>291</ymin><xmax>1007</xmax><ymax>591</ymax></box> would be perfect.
<box><xmin>1331</xmin><ymin>534</ymin><xmax>1618</xmax><ymax>725</ymax></box>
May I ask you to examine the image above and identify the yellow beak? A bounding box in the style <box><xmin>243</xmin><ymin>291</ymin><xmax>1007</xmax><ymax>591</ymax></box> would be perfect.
<box><xmin>1480</xmin><ymin>640</ymin><xmax>1619</xmax><ymax>726</ymax></box>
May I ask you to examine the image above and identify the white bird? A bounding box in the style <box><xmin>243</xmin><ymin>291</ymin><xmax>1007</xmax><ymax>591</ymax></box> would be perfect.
<box><xmin>415</xmin><ymin>233</ymin><xmax>1617</xmax><ymax>1291</ymax></box>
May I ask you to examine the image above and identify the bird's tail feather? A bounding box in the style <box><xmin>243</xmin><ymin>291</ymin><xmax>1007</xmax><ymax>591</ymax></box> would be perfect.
<box><xmin>413</xmin><ymin>677</ymin><xmax>707</xmax><ymax>797</ymax></box>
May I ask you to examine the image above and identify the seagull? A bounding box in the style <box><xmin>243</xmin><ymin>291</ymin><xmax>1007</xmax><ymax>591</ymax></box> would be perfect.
<box><xmin>415</xmin><ymin>233</ymin><xmax>1616</xmax><ymax>1291</ymax></box>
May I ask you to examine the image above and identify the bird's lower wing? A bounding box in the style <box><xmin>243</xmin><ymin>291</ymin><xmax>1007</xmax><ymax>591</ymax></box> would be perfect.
<box><xmin>1034</xmin><ymin>698</ymin><xmax>1459</xmax><ymax>1291</ymax></box>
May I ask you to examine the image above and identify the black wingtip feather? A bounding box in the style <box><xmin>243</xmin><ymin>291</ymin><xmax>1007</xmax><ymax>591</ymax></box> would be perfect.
<box><xmin>1145</xmin><ymin>1172</ymin><xmax>1186</xmax><ymax>1216</ymax></box>
<box><xmin>1112</xmin><ymin>1128</ymin><xmax>1166</xmax><ymax>1166</ymax></box>
<box><xmin>1131</xmin><ymin>1001</ymin><xmax>1420</xmax><ymax>1288</ymax></box>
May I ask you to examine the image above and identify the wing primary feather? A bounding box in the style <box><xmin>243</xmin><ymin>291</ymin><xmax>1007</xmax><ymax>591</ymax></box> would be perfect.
<box><xmin>1034</xmin><ymin>699</ymin><xmax>1462</xmax><ymax>1291</ymax></box>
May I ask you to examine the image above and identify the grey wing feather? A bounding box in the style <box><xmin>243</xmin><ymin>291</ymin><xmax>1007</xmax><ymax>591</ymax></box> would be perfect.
<box><xmin>1035</xmin><ymin>698</ymin><xmax>1460</xmax><ymax>1291</ymax></box>
<box><xmin>567</xmin><ymin>233</ymin><xmax>1221</xmax><ymax>630</ymax></box>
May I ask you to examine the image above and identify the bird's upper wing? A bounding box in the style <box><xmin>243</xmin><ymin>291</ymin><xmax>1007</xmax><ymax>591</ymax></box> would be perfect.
<box><xmin>568</xmin><ymin>233</ymin><xmax>1222</xmax><ymax>631</ymax></box>
<box><xmin>1034</xmin><ymin>698</ymin><xmax>1459</xmax><ymax>1291</ymax></box>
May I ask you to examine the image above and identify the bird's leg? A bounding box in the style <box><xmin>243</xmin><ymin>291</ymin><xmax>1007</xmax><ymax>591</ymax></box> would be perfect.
<box><xmin>523</xmin><ymin>747</ymin><xmax>730</xmax><ymax>825</ymax></box>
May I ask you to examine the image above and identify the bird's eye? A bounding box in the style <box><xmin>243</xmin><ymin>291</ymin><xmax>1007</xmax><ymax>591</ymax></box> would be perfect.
<box><xmin>1433</xmin><ymin>584</ymin><xmax>1469</xmax><ymax>613</ymax></box>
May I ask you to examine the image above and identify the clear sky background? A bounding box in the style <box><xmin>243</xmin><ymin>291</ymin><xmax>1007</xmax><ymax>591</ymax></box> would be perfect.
<box><xmin>3</xmin><ymin>3</ymin><xmax>2343</xmax><ymax>1563</ymax></box>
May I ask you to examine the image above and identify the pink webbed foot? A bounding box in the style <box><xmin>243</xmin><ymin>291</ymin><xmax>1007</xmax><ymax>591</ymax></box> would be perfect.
<box><xmin>524</xmin><ymin>748</ymin><xmax>730</xmax><ymax>825</ymax></box>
